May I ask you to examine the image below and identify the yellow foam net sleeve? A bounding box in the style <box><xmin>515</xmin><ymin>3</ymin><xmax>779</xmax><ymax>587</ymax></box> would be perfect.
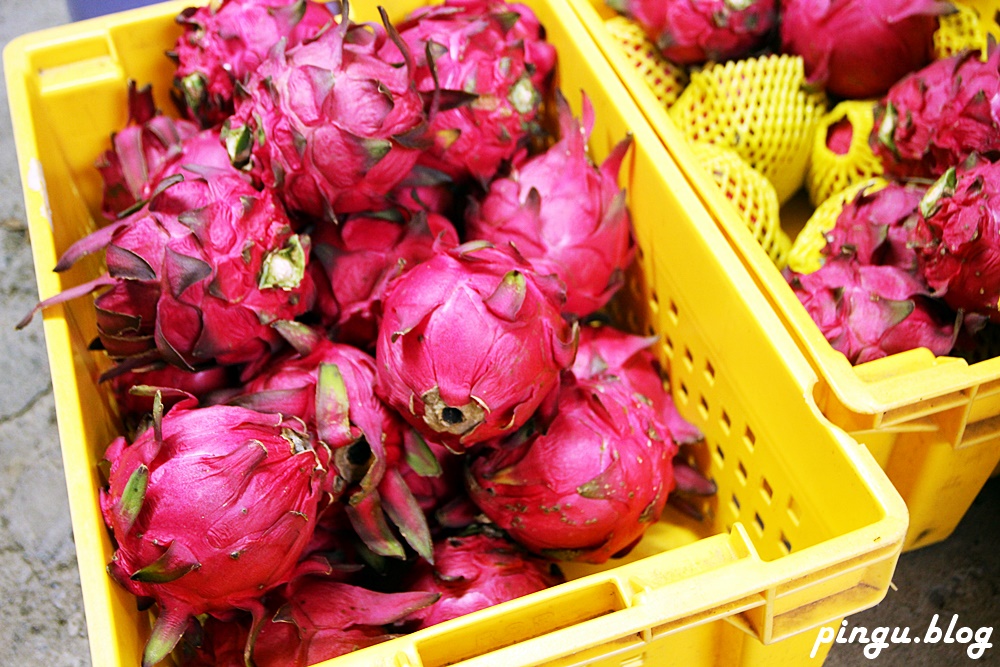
<box><xmin>690</xmin><ymin>141</ymin><xmax>791</xmax><ymax>269</ymax></box>
<box><xmin>604</xmin><ymin>16</ymin><xmax>689</xmax><ymax>109</ymax></box>
<box><xmin>786</xmin><ymin>177</ymin><xmax>889</xmax><ymax>275</ymax></box>
<box><xmin>934</xmin><ymin>0</ymin><xmax>1000</xmax><ymax>59</ymax></box>
<box><xmin>806</xmin><ymin>100</ymin><xmax>884</xmax><ymax>208</ymax></box>
<box><xmin>669</xmin><ymin>54</ymin><xmax>827</xmax><ymax>206</ymax></box>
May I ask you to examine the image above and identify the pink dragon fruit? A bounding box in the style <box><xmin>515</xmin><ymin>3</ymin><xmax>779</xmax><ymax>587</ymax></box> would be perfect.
<box><xmin>226</xmin><ymin>321</ymin><xmax>434</xmax><ymax>562</ymax></box>
<box><xmin>17</xmin><ymin>166</ymin><xmax>315</xmax><ymax>373</ymax></box>
<box><xmin>466</xmin><ymin>372</ymin><xmax>678</xmax><ymax>563</ymax></box>
<box><xmin>607</xmin><ymin>0</ymin><xmax>778</xmax><ymax>65</ymax></box>
<box><xmin>571</xmin><ymin>323</ymin><xmax>703</xmax><ymax>445</ymax></box>
<box><xmin>872</xmin><ymin>47</ymin><xmax>1000</xmax><ymax>180</ymax></box>
<box><xmin>821</xmin><ymin>180</ymin><xmax>927</xmax><ymax>273</ymax></box>
<box><xmin>175</xmin><ymin>615</ymin><xmax>250</xmax><ymax>667</ymax></box>
<box><xmin>386</xmin><ymin>0</ymin><xmax>557</xmax><ymax>184</ymax></box>
<box><xmin>404</xmin><ymin>532</ymin><xmax>564</xmax><ymax>629</ymax></box>
<box><xmin>171</xmin><ymin>0</ymin><xmax>335</xmax><ymax>127</ymax></box>
<box><xmin>571</xmin><ymin>323</ymin><xmax>715</xmax><ymax>516</ymax></box>
<box><xmin>249</xmin><ymin>577</ymin><xmax>439</xmax><ymax>667</ymax></box>
<box><xmin>780</xmin><ymin>0</ymin><xmax>953</xmax><ymax>99</ymax></box>
<box><xmin>465</xmin><ymin>93</ymin><xmax>634</xmax><ymax>318</ymax></box>
<box><xmin>100</xmin><ymin>397</ymin><xmax>329</xmax><ymax>666</ymax></box>
<box><xmin>915</xmin><ymin>160</ymin><xmax>1000</xmax><ymax>324</ymax></box>
<box><xmin>224</xmin><ymin>1</ymin><xmax>428</xmax><ymax>220</ymax></box>
<box><xmin>109</xmin><ymin>362</ymin><xmax>235</xmax><ymax>424</ymax></box>
<box><xmin>787</xmin><ymin>257</ymin><xmax>959</xmax><ymax>364</ymax></box>
<box><xmin>376</xmin><ymin>240</ymin><xmax>578</xmax><ymax>453</ymax></box>
<box><xmin>310</xmin><ymin>211</ymin><xmax>458</xmax><ymax>349</ymax></box>
<box><xmin>96</xmin><ymin>82</ymin><xmax>201</xmax><ymax>218</ymax></box>
<box><xmin>388</xmin><ymin>165</ymin><xmax>458</xmax><ymax>217</ymax></box>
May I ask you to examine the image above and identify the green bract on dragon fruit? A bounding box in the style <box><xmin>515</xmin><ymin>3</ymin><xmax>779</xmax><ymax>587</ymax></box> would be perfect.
<box><xmin>15</xmin><ymin>0</ymin><xmax>717</xmax><ymax>665</ymax></box>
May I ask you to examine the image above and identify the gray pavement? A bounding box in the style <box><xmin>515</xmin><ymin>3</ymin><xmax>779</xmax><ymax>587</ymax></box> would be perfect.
<box><xmin>1</xmin><ymin>0</ymin><xmax>92</xmax><ymax>665</ymax></box>
<box><xmin>0</xmin><ymin>1</ymin><xmax>996</xmax><ymax>666</ymax></box>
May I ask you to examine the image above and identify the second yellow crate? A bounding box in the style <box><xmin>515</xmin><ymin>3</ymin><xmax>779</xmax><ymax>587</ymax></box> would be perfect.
<box><xmin>571</xmin><ymin>0</ymin><xmax>1000</xmax><ymax>552</ymax></box>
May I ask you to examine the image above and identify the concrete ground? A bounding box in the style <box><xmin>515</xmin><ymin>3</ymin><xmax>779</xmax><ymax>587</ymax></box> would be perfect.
<box><xmin>0</xmin><ymin>1</ymin><xmax>997</xmax><ymax>666</ymax></box>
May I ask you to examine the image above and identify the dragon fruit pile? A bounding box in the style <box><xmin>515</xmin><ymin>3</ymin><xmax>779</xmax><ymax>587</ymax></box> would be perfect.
<box><xmin>17</xmin><ymin>1</ymin><xmax>715</xmax><ymax>665</ymax></box>
<box><xmin>604</xmin><ymin>0</ymin><xmax>1000</xmax><ymax>366</ymax></box>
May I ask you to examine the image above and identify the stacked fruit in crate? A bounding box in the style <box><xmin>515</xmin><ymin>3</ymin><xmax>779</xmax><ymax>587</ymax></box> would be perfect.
<box><xmin>603</xmin><ymin>0</ymin><xmax>1000</xmax><ymax>366</ymax></box>
<box><xmin>16</xmin><ymin>0</ymin><xmax>718</xmax><ymax>665</ymax></box>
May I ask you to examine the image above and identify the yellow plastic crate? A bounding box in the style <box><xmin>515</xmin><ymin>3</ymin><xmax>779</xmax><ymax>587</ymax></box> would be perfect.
<box><xmin>5</xmin><ymin>1</ymin><xmax>906</xmax><ymax>666</ymax></box>
<box><xmin>570</xmin><ymin>0</ymin><xmax>1000</xmax><ymax>553</ymax></box>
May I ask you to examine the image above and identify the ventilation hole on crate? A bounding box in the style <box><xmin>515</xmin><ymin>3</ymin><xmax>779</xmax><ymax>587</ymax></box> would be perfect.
<box><xmin>720</xmin><ymin>410</ymin><xmax>731</xmax><ymax>434</ymax></box>
<box><xmin>780</xmin><ymin>532</ymin><xmax>792</xmax><ymax>554</ymax></box>
<box><xmin>683</xmin><ymin>346</ymin><xmax>694</xmax><ymax>370</ymax></box>
<box><xmin>704</xmin><ymin>360</ymin><xmax>715</xmax><ymax>384</ymax></box>
<box><xmin>713</xmin><ymin>444</ymin><xmax>725</xmax><ymax>467</ymax></box>
<box><xmin>753</xmin><ymin>512</ymin><xmax>765</xmax><ymax>534</ymax></box>
<box><xmin>761</xmin><ymin>477</ymin><xmax>773</xmax><ymax>503</ymax></box>
<box><xmin>668</xmin><ymin>299</ymin><xmax>679</xmax><ymax>322</ymax></box>
<box><xmin>744</xmin><ymin>425</ymin><xmax>756</xmax><ymax>450</ymax></box>
<box><xmin>678</xmin><ymin>382</ymin><xmax>689</xmax><ymax>403</ymax></box>
<box><xmin>636</xmin><ymin>246</ymin><xmax>645</xmax><ymax>261</ymax></box>
<box><xmin>662</xmin><ymin>335</ymin><xmax>674</xmax><ymax>356</ymax></box>
<box><xmin>699</xmin><ymin>394</ymin><xmax>709</xmax><ymax>419</ymax></box>
<box><xmin>731</xmin><ymin>493</ymin><xmax>741</xmax><ymax>513</ymax></box>
<box><xmin>736</xmin><ymin>460</ymin><xmax>747</xmax><ymax>485</ymax></box>
<box><xmin>650</xmin><ymin>288</ymin><xmax>659</xmax><ymax>305</ymax></box>
<box><xmin>787</xmin><ymin>496</ymin><xmax>801</xmax><ymax>526</ymax></box>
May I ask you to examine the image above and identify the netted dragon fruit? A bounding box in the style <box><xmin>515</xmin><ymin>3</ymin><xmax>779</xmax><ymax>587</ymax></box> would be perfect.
<box><xmin>18</xmin><ymin>167</ymin><xmax>315</xmax><ymax>375</ymax></box>
<box><xmin>606</xmin><ymin>0</ymin><xmax>778</xmax><ymax>65</ymax></box>
<box><xmin>466</xmin><ymin>373</ymin><xmax>677</xmax><ymax>563</ymax></box>
<box><xmin>226</xmin><ymin>321</ymin><xmax>434</xmax><ymax>562</ymax></box>
<box><xmin>224</xmin><ymin>1</ymin><xmax>428</xmax><ymax>220</ymax></box>
<box><xmin>872</xmin><ymin>47</ymin><xmax>1000</xmax><ymax>179</ymax></box>
<box><xmin>248</xmin><ymin>577</ymin><xmax>439</xmax><ymax>667</ymax></box>
<box><xmin>171</xmin><ymin>0</ymin><xmax>335</xmax><ymax>127</ymax></box>
<box><xmin>466</xmin><ymin>93</ymin><xmax>634</xmax><ymax>318</ymax></box>
<box><xmin>915</xmin><ymin>160</ymin><xmax>1000</xmax><ymax>324</ymax></box>
<box><xmin>100</xmin><ymin>396</ymin><xmax>329</xmax><ymax>666</ymax></box>
<box><xmin>310</xmin><ymin>212</ymin><xmax>458</xmax><ymax>349</ymax></box>
<box><xmin>386</xmin><ymin>0</ymin><xmax>557</xmax><ymax>185</ymax></box>
<box><xmin>780</xmin><ymin>0</ymin><xmax>953</xmax><ymax>99</ymax></box>
<box><xmin>805</xmin><ymin>99</ymin><xmax>884</xmax><ymax>208</ymax></box>
<box><xmin>403</xmin><ymin>532</ymin><xmax>564</xmax><ymax>629</ymax></box>
<box><xmin>821</xmin><ymin>180</ymin><xmax>927</xmax><ymax>273</ymax></box>
<box><xmin>787</xmin><ymin>257</ymin><xmax>958</xmax><ymax>364</ymax></box>
<box><xmin>376</xmin><ymin>240</ymin><xmax>578</xmax><ymax>453</ymax></box>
